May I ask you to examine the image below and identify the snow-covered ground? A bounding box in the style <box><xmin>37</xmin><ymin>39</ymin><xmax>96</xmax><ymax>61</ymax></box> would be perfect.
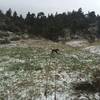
<box><xmin>84</xmin><ymin>46</ymin><xmax>100</xmax><ymax>55</ymax></box>
<box><xmin>66</xmin><ymin>40</ymin><xmax>88</xmax><ymax>47</ymax></box>
<box><xmin>0</xmin><ymin>39</ymin><xmax>100</xmax><ymax>100</ymax></box>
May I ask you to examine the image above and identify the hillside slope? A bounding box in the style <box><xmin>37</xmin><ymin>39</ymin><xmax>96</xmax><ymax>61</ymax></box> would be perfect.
<box><xmin>0</xmin><ymin>39</ymin><xmax>100</xmax><ymax>100</ymax></box>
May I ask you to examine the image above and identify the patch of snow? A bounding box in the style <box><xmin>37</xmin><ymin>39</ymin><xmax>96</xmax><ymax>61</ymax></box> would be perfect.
<box><xmin>95</xmin><ymin>93</ymin><xmax>100</xmax><ymax>100</ymax></box>
<box><xmin>71</xmin><ymin>54</ymin><xmax>79</xmax><ymax>60</ymax></box>
<box><xmin>84</xmin><ymin>46</ymin><xmax>100</xmax><ymax>55</ymax></box>
<box><xmin>0</xmin><ymin>67</ymin><xmax>4</xmax><ymax>71</ymax></box>
<box><xmin>0</xmin><ymin>43</ymin><xmax>17</xmax><ymax>48</ymax></box>
<box><xmin>79</xmin><ymin>96</ymin><xmax>88</xmax><ymax>100</ymax></box>
<box><xmin>66</xmin><ymin>40</ymin><xmax>88</xmax><ymax>47</ymax></box>
<box><xmin>9</xmin><ymin>58</ymin><xmax>25</xmax><ymax>63</ymax></box>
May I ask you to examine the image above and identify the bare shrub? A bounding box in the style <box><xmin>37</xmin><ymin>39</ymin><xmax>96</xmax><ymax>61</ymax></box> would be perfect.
<box><xmin>73</xmin><ymin>70</ymin><xmax>100</xmax><ymax>93</ymax></box>
<box><xmin>10</xmin><ymin>35</ymin><xmax>21</xmax><ymax>41</ymax></box>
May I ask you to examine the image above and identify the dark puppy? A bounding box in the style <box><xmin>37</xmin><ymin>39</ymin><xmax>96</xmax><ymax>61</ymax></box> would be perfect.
<box><xmin>51</xmin><ymin>49</ymin><xmax>59</xmax><ymax>54</ymax></box>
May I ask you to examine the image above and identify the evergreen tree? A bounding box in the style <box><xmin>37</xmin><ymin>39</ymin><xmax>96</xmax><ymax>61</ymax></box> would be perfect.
<box><xmin>6</xmin><ymin>8</ymin><xmax>12</xmax><ymax>17</ymax></box>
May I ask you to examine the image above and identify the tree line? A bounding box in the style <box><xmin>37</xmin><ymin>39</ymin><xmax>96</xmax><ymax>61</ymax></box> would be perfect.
<box><xmin>0</xmin><ymin>8</ymin><xmax>100</xmax><ymax>41</ymax></box>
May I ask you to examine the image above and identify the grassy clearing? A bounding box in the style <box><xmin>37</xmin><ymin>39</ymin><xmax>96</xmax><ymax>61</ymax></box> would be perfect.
<box><xmin>0</xmin><ymin>40</ymin><xmax>100</xmax><ymax>99</ymax></box>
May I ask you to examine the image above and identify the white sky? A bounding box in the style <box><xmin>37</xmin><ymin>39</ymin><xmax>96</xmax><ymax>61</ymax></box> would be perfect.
<box><xmin>0</xmin><ymin>0</ymin><xmax>100</xmax><ymax>16</ymax></box>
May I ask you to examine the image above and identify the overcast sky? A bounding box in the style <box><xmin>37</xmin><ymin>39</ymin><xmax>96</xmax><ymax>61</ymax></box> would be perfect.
<box><xmin>0</xmin><ymin>0</ymin><xmax>100</xmax><ymax>16</ymax></box>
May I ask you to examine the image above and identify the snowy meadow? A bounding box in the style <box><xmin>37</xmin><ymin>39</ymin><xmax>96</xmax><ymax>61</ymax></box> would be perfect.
<box><xmin>0</xmin><ymin>40</ymin><xmax>100</xmax><ymax>100</ymax></box>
